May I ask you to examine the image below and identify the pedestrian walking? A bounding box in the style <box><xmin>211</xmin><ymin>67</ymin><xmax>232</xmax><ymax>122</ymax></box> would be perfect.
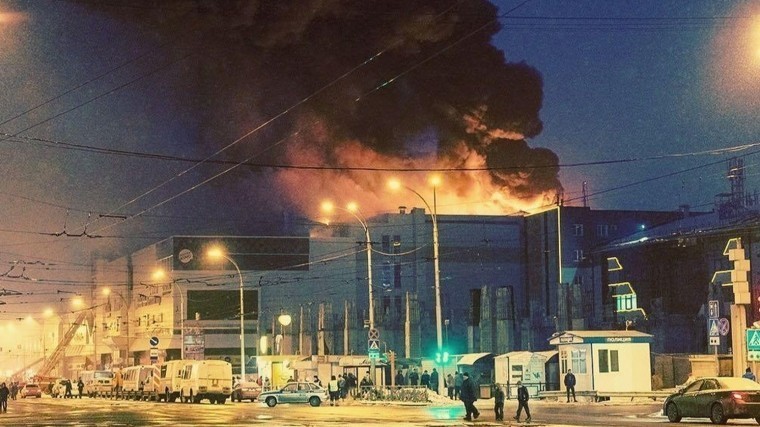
<box><xmin>77</xmin><ymin>378</ymin><xmax>84</xmax><ymax>398</ymax></box>
<box><xmin>494</xmin><ymin>385</ymin><xmax>505</xmax><ymax>421</ymax></box>
<box><xmin>9</xmin><ymin>382</ymin><xmax>17</xmax><ymax>401</ymax></box>
<box><xmin>460</xmin><ymin>372</ymin><xmax>480</xmax><ymax>421</ymax></box>
<box><xmin>64</xmin><ymin>379</ymin><xmax>73</xmax><ymax>398</ymax></box>
<box><xmin>338</xmin><ymin>374</ymin><xmax>347</xmax><ymax>400</ymax></box>
<box><xmin>446</xmin><ymin>373</ymin><xmax>454</xmax><ymax>399</ymax></box>
<box><xmin>430</xmin><ymin>368</ymin><xmax>439</xmax><ymax>394</ymax></box>
<box><xmin>513</xmin><ymin>381</ymin><xmax>531</xmax><ymax>423</ymax></box>
<box><xmin>454</xmin><ymin>371</ymin><xmax>463</xmax><ymax>400</ymax></box>
<box><xmin>743</xmin><ymin>367</ymin><xmax>756</xmax><ymax>381</ymax></box>
<box><xmin>328</xmin><ymin>375</ymin><xmax>340</xmax><ymax>406</ymax></box>
<box><xmin>0</xmin><ymin>382</ymin><xmax>9</xmax><ymax>413</ymax></box>
<box><xmin>564</xmin><ymin>369</ymin><xmax>577</xmax><ymax>402</ymax></box>
<box><xmin>313</xmin><ymin>375</ymin><xmax>322</xmax><ymax>387</ymax></box>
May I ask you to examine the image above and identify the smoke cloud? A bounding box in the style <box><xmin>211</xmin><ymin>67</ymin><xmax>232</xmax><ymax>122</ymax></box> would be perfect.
<box><xmin>91</xmin><ymin>0</ymin><xmax>562</xmax><ymax>217</ymax></box>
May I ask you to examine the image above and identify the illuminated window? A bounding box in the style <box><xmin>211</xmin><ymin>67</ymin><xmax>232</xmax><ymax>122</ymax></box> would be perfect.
<box><xmin>574</xmin><ymin>250</ymin><xmax>585</xmax><ymax>262</ymax></box>
<box><xmin>573</xmin><ymin>224</ymin><xmax>584</xmax><ymax>236</ymax></box>
<box><xmin>570</xmin><ymin>349</ymin><xmax>587</xmax><ymax>373</ymax></box>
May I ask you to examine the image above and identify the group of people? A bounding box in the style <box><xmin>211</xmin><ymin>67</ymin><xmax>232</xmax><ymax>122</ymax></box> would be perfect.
<box><xmin>392</xmin><ymin>368</ymin><xmax>440</xmax><ymax>391</ymax></box>
<box><xmin>455</xmin><ymin>371</ymin><xmax>530</xmax><ymax>423</ymax></box>
<box><xmin>324</xmin><ymin>372</ymin><xmax>360</xmax><ymax>405</ymax></box>
<box><xmin>445</xmin><ymin>371</ymin><xmax>464</xmax><ymax>399</ymax></box>
<box><xmin>457</xmin><ymin>369</ymin><xmax>580</xmax><ymax>423</ymax></box>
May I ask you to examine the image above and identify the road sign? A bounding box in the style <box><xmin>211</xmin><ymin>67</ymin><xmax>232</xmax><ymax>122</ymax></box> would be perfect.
<box><xmin>708</xmin><ymin>300</ymin><xmax>719</xmax><ymax>319</ymax></box>
<box><xmin>149</xmin><ymin>336</ymin><xmax>160</xmax><ymax>347</ymax></box>
<box><xmin>368</xmin><ymin>350</ymin><xmax>380</xmax><ymax>359</ymax></box>
<box><xmin>368</xmin><ymin>328</ymin><xmax>379</xmax><ymax>340</ymax></box>
<box><xmin>709</xmin><ymin>336</ymin><xmax>720</xmax><ymax>346</ymax></box>
<box><xmin>748</xmin><ymin>329</ymin><xmax>760</xmax><ymax>351</ymax></box>
<box><xmin>368</xmin><ymin>340</ymin><xmax>380</xmax><ymax>350</ymax></box>
<box><xmin>718</xmin><ymin>318</ymin><xmax>730</xmax><ymax>336</ymax></box>
<box><xmin>708</xmin><ymin>319</ymin><xmax>720</xmax><ymax>337</ymax></box>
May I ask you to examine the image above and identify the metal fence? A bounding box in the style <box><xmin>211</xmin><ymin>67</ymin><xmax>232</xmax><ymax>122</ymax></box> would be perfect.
<box><xmin>357</xmin><ymin>385</ymin><xmax>429</xmax><ymax>403</ymax></box>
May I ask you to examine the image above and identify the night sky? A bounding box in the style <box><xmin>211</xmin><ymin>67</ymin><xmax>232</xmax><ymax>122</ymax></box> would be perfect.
<box><xmin>0</xmin><ymin>0</ymin><xmax>758</xmax><ymax>315</ymax></box>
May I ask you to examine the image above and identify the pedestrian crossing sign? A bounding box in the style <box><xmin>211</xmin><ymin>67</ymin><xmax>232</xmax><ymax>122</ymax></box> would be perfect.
<box><xmin>708</xmin><ymin>319</ymin><xmax>719</xmax><ymax>337</ymax></box>
<box><xmin>747</xmin><ymin>329</ymin><xmax>760</xmax><ymax>351</ymax></box>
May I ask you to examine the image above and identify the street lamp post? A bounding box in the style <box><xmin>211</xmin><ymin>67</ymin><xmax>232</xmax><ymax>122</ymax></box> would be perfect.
<box><xmin>388</xmin><ymin>177</ymin><xmax>443</xmax><ymax>356</ymax></box>
<box><xmin>321</xmin><ymin>201</ymin><xmax>374</xmax><ymax>329</ymax></box>
<box><xmin>207</xmin><ymin>247</ymin><xmax>246</xmax><ymax>379</ymax></box>
<box><xmin>322</xmin><ymin>200</ymin><xmax>377</xmax><ymax>381</ymax></box>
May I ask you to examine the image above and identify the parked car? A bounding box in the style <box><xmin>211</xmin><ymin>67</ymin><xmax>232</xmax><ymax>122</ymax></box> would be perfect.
<box><xmin>663</xmin><ymin>376</ymin><xmax>760</xmax><ymax>424</ymax></box>
<box><xmin>258</xmin><ymin>381</ymin><xmax>327</xmax><ymax>407</ymax></box>
<box><xmin>232</xmin><ymin>381</ymin><xmax>262</xmax><ymax>402</ymax></box>
<box><xmin>20</xmin><ymin>383</ymin><xmax>42</xmax><ymax>398</ymax></box>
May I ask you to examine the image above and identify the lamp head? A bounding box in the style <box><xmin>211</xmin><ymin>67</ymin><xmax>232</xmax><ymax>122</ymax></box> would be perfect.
<box><xmin>320</xmin><ymin>200</ymin><xmax>334</xmax><ymax>213</ymax></box>
<box><xmin>387</xmin><ymin>178</ymin><xmax>401</xmax><ymax>191</ymax></box>
<box><xmin>207</xmin><ymin>246</ymin><xmax>225</xmax><ymax>260</ymax></box>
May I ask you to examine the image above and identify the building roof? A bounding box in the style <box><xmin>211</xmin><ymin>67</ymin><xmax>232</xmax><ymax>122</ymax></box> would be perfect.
<box><xmin>600</xmin><ymin>210</ymin><xmax>760</xmax><ymax>251</ymax></box>
<box><xmin>456</xmin><ymin>352</ymin><xmax>493</xmax><ymax>365</ymax></box>
<box><xmin>549</xmin><ymin>330</ymin><xmax>653</xmax><ymax>345</ymax></box>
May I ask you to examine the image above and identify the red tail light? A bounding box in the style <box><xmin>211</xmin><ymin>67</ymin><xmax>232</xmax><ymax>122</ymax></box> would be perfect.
<box><xmin>732</xmin><ymin>392</ymin><xmax>746</xmax><ymax>401</ymax></box>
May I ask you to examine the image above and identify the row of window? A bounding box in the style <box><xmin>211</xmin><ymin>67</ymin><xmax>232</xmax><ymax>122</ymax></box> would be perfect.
<box><xmin>559</xmin><ymin>348</ymin><xmax>620</xmax><ymax>374</ymax></box>
<box><xmin>573</xmin><ymin>224</ymin><xmax>618</xmax><ymax>238</ymax></box>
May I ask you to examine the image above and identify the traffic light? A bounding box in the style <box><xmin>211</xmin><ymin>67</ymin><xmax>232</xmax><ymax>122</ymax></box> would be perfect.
<box><xmin>435</xmin><ymin>350</ymin><xmax>450</xmax><ymax>364</ymax></box>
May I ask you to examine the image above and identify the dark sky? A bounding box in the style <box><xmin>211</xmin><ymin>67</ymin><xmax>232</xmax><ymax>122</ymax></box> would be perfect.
<box><xmin>0</xmin><ymin>0</ymin><xmax>759</xmax><ymax>315</ymax></box>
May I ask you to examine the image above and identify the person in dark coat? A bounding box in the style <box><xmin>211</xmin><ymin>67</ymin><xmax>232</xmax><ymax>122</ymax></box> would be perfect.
<box><xmin>430</xmin><ymin>368</ymin><xmax>439</xmax><ymax>394</ymax></box>
<box><xmin>0</xmin><ymin>382</ymin><xmax>9</xmax><ymax>413</ymax></box>
<box><xmin>493</xmin><ymin>385</ymin><xmax>505</xmax><ymax>421</ymax></box>
<box><xmin>564</xmin><ymin>369</ymin><xmax>577</xmax><ymax>402</ymax></box>
<box><xmin>420</xmin><ymin>370</ymin><xmax>430</xmax><ymax>388</ymax></box>
<box><xmin>514</xmin><ymin>381</ymin><xmax>531</xmax><ymax>423</ymax></box>
<box><xmin>77</xmin><ymin>378</ymin><xmax>84</xmax><ymax>398</ymax></box>
<box><xmin>459</xmin><ymin>372</ymin><xmax>479</xmax><ymax>421</ymax></box>
<box><xmin>395</xmin><ymin>370</ymin><xmax>405</xmax><ymax>386</ymax></box>
<box><xmin>409</xmin><ymin>369</ymin><xmax>419</xmax><ymax>386</ymax></box>
<box><xmin>64</xmin><ymin>379</ymin><xmax>73</xmax><ymax>398</ymax></box>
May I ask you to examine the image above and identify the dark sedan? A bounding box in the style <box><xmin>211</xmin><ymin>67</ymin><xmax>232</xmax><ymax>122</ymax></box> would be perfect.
<box><xmin>663</xmin><ymin>377</ymin><xmax>760</xmax><ymax>424</ymax></box>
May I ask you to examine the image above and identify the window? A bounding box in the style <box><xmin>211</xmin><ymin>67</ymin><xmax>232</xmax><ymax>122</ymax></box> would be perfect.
<box><xmin>560</xmin><ymin>350</ymin><xmax>568</xmax><ymax>373</ymax></box>
<box><xmin>596</xmin><ymin>224</ymin><xmax>609</xmax><ymax>237</ymax></box>
<box><xmin>598</xmin><ymin>349</ymin><xmax>619</xmax><ymax>373</ymax></box>
<box><xmin>570</xmin><ymin>349</ymin><xmax>587</xmax><ymax>374</ymax></box>
<box><xmin>573</xmin><ymin>224</ymin><xmax>584</xmax><ymax>236</ymax></box>
<box><xmin>574</xmin><ymin>250</ymin><xmax>585</xmax><ymax>262</ymax></box>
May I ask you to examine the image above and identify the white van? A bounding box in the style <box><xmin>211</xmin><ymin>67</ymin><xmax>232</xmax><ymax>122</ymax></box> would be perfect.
<box><xmin>179</xmin><ymin>360</ymin><xmax>233</xmax><ymax>404</ymax></box>
<box><xmin>158</xmin><ymin>360</ymin><xmax>186</xmax><ymax>402</ymax></box>
<box><xmin>80</xmin><ymin>370</ymin><xmax>114</xmax><ymax>397</ymax></box>
<box><xmin>122</xmin><ymin>365</ymin><xmax>160</xmax><ymax>400</ymax></box>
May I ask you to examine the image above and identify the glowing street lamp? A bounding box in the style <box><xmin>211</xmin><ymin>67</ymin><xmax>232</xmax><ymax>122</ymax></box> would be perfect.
<box><xmin>277</xmin><ymin>313</ymin><xmax>292</xmax><ymax>355</ymax></box>
<box><xmin>207</xmin><ymin>247</ymin><xmax>246</xmax><ymax>379</ymax></box>
<box><xmin>388</xmin><ymin>176</ymin><xmax>444</xmax><ymax>356</ymax></box>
